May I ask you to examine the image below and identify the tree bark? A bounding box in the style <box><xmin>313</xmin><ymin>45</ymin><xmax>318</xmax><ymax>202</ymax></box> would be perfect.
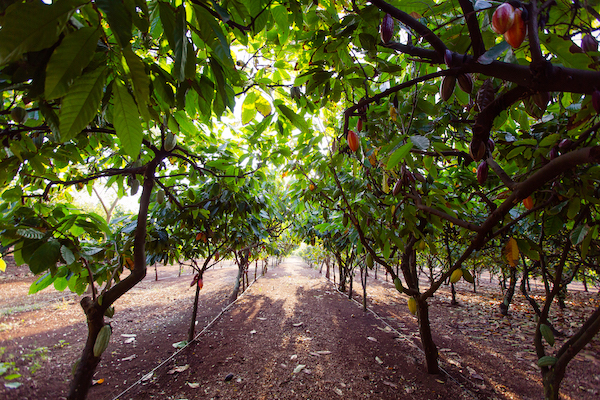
<box><xmin>500</xmin><ymin>267</ymin><xmax>518</xmax><ymax>315</ymax></box>
<box><xmin>188</xmin><ymin>273</ymin><xmax>202</xmax><ymax>342</ymax></box>
<box><xmin>417</xmin><ymin>298</ymin><xmax>440</xmax><ymax>374</ymax></box>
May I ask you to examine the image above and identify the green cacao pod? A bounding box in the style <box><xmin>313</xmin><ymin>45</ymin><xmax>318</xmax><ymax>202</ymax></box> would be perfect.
<box><xmin>366</xmin><ymin>253</ymin><xmax>374</xmax><ymax>268</ymax></box>
<box><xmin>157</xmin><ymin>189</ymin><xmax>165</xmax><ymax>204</ymax></box>
<box><xmin>537</xmin><ymin>356</ymin><xmax>558</xmax><ymax>367</ymax></box>
<box><xmin>165</xmin><ymin>132</ymin><xmax>177</xmax><ymax>151</ymax></box>
<box><xmin>10</xmin><ymin>107</ymin><xmax>28</xmax><ymax>124</ymax></box>
<box><xmin>104</xmin><ymin>306</ymin><xmax>115</xmax><ymax>318</ymax></box>
<box><xmin>393</xmin><ymin>277</ymin><xmax>404</xmax><ymax>293</ymax></box>
<box><xmin>462</xmin><ymin>268</ymin><xmax>474</xmax><ymax>284</ymax></box>
<box><xmin>342</xmin><ymin>214</ymin><xmax>349</xmax><ymax>227</ymax></box>
<box><xmin>130</xmin><ymin>178</ymin><xmax>140</xmax><ymax>196</ymax></box>
<box><xmin>540</xmin><ymin>324</ymin><xmax>555</xmax><ymax>346</ymax></box>
<box><xmin>93</xmin><ymin>325</ymin><xmax>112</xmax><ymax>357</ymax></box>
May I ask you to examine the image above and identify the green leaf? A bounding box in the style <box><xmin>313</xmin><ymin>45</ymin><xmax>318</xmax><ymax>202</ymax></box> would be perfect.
<box><xmin>241</xmin><ymin>92</ymin><xmax>257</xmax><ymax>124</ymax></box>
<box><xmin>28</xmin><ymin>272</ymin><xmax>55</xmax><ymax>294</ymax></box>
<box><xmin>539</xmin><ymin>133</ymin><xmax>560</xmax><ymax>148</ymax></box>
<box><xmin>61</xmin><ymin>245</ymin><xmax>76</xmax><ymax>265</ymax></box>
<box><xmin>59</xmin><ymin>67</ymin><xmax>106</xmax><ymax>142</ymax></box>
<box><xmin>122</xmin><ymin>46</ymin><xmax>150</xmax><ymax>119</ymax></box>
<box><xmin>0</xmin><ymin>0</ymin><xmax>86</xmax><ymax>66</ymax></box>
<box><xmin>477</xmin><ymin>41</ymin><xmax>510</xmax><ymax>65</ymax></box>
<box><xmin>45</xmin><ymin>27</ymin><xmax>101</xmax><ymax>100</ymax></box>
<box><xmin>173</xmin><ymin>5</ymin><xmax>189</xmax><ymax>82</ymax></box>
<box><xmin>96</xmin><ymin>0</ymin><xmax>133</xmax><ymax>48</ymax></box>
<box><xmin>409</xmin><ymin>135</ymin><xmax>429</xmax><ymax>150</ymax></box>
<box><xmin>571</xmin><ymin>224</ymin><xmax>590</xmax><ymax>246</ymax></box>
<box><xmin>276</xmin><ymin>104</ymin><xmax>308</xmax><ymax>133</ymax></box>
<box><xmin>386</xmin><ymin>142</ymin><xmax>413</xmax><ymax>170</ymax></box>
<box><xmin>54</xmin><ymin>276</ymin><xmax>69</xmax><ymax>291</ymax></box>
<box><xmin>113</xmin><ymin>80</ymin><xmax>143</xmax><ymax>157</ymax></box>
<box><xmin>28</xmin><ymin>240</ymin><xmax>61</xmax><ymax>275</ymax></box>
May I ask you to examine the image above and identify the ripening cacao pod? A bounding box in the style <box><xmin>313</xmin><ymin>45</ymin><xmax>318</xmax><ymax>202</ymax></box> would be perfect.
<box><xmin>93</xmin><ymin>325</ymin><xmax>112</xmax><ymax>357</ymax></box>
<box><xmin>450</xmin><ymin>269</ymin><xmax>463</xmax><ymax>284</ymax></box>
<box><xmin>492</xmin><ymin>3</ymin><xmax>515</xmax><ymax>34</ymax></box>
<box><xmin>523</xmin><ymin>196</ymin><xmax>534</xmax><ymax>210</ymax></box>
<box><xmin>309</xmin><ymin>183</ymin><xmax>316</xmax><ymax>191</ymax></box>
<box><xmin>392</xmin><ymin>178</ymin><xmax>403</xmax><ymax>196</ymax></box>
<box><xmin>549</xmin><ymin>146</ymin><xmax>559</xmax><ymax>160</ymax></box>
<box><xmin>457</xmin><ymin>73</ymin><xmax>473</xmax><ymax>94</ymax></box>
<box><xmin>477</xmin><ymin>160</ymin><xmax>488</xmax><ymax>184</ymax></box>
<box><xmin>380</xmin><ymin>13</ymin><xmax>394</xmax><ymax>43</ymax></box>
<box><xmin>488</xmin><ymin>138</ymin><xmax>495</xmax><ymax>153</ymax></box>
<box><xmin>10</xmin><ymin>107</ymin><xmax>28</xmax><ymax>124</ymax></box>
<box><xmin>157</xmin><ymin>189</ymin><xmax>165</xmax><ymax>204</ymax></box>
<box><xmin>165</xmin><ymin>132</ymin><xmax>177</xmax><ymax>151</ymax></box>
<box><xmin>347</xmin><ymin>130</ymin><xmax>359</xmax><ymax>152</ymax></box>
<box><xmin>592</xmin><ymin>90</ymin><xmax>600</xmax><ymax>113</ymax></box>
<box><xmin>581</xmin><ymin>34</ymin><xmax>598</xmax><ymax>53</ymax></box>
<box><xmin>407</xmin><ymin>297</ymin><xmax>417</xmax><ymax>315</ymax></box>
<box><xmin>504</xmin><ymin>8</ymin><xmax>526</xmax><ymax>48</ymax></box>
<box><xmin>357</xmin><ymin>118</ymin><xmax>363</xmax><ymax>132</ymax></box>
<box><xmin>440</xmin><ymin>75</ymin><xmax>456</xmax><ymax>102</ymax></box>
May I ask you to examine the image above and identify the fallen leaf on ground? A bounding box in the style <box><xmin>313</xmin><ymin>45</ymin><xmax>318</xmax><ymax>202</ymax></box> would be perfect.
<box><xmin>167</xmin><ymin>365</ymin><xmax>189</xmax><ymax>374</ymax></box>
<box><xmin>293</xmin><ymin>364</ymin><xmax>306</xmax><ymax>374</ymax></box>
<box><xmin>367</xmin><ymin>336</ymin><xmax>377</xmax><ymax>342</ymax></box>
<box><xmin>141</xmin><ymin>372</ymin><xmax>154</xmax><ymax>381</ymax></box>
<box><xmin>187</xmin><ymin>382</ymin><xmax>200</xmax><ymax>388</ymax></box>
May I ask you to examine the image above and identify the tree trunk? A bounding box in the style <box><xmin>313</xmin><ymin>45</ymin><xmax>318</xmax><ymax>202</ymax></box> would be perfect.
<box><xmin>155</xmin><ymin>263</ymin><xmax>158</xmax><ymax>281</ymax></box>
<box><xmin>348</xmin><ymin>269</ymin><xmax>353</xmax><ymax>299</ymax></box>
<box><xmin>450</xmin><ymin>282</ymin><xmax>458</xmax><ymax>305</ymax></box>
<box><xmin>361</xmin><ymin>266</ymin><xmax>367</xmax><ymax>312</ymax></box>
<box><xmin>229</xmin><ymin>263</ymin><xmax>245</xmax><ymax>303</ymax></box>
<box><xmin>67</xmin><ymin>297</ymin><xmax>104</xmax><ymax>400</ymax></box>
<box><xmin>417</xmin><ymin>298</ymin><xmax>440</xmax><ymax>374</ymax></box>
<box><xmin>500</xmin><ymin>267</ymin><xmax>518</xmax><ymax>315</ymax></box>
<box><xmin>187</xmin><ymin>276</ymin><xmax>202</xmax><ymax>342</ymax></box>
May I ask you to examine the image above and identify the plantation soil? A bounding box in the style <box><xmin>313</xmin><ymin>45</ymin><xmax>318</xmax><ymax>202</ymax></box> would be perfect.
<box><xmin>0</xmin><ymin>256</ymin><xmax>598</xmax><ymax>400</ymax></box>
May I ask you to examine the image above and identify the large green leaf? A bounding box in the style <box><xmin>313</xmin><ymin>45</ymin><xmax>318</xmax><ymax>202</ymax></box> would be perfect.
<box><xmin>96</xmin><ymin>0</ymin><xmax>133</xmax><ymax>48</ymax></box>
<box><xmin>173</xmin><ymin>5</ymin><xmax>189</xmax><ymax>82</ymax></box>
<box><xmin>59</xmin><ymin>66</ymin><xmax>106</xmax><ymax>142</ymax></box>
<box><xmin>122</xmin><ymin>46</ymin><xmax>151</xmax><ymax>120</ymax></box>
<box><xmin>386</xmin><ymin>142</ymin><xmax>413</xmax><ymax>170</ymax></box>
<box><xmin>113</xmin><ymin>80</ymin><xmax>144</xmax><ymax>157</ymax></box>
<box><xmin>276</xmin><ymin>104</ymin><xmax>308</xmax><ymax>133</ymax></box>
<box><xmin>241</xmin><ymin>92</ymin><xmax>258</xmax><ymax>124</ymax></box>
<box><xmin>45</xmin><ymin>27</ymin><xmax>100</xmax><ymax>100</ymax></box>
<box><xmin>0</xmin><ymin>0</ymin><xmax>86</xmax><ymax>66</ymax></box>
<box><xmin>28</xmin><ymin>240</ymin><xmax>61</xmax><ymax>275</ymax></box>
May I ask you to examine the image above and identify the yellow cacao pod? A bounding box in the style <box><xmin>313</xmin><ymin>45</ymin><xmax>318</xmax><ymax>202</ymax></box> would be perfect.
<box><xmin>450</xmin><ymin>269</ymin><xmax>463</xmax><ymax>284</ymax></box>
<box><xmin>408</xmin><ymin>297</ymin><xmax>417</xmax><ymax>315</ymax></box>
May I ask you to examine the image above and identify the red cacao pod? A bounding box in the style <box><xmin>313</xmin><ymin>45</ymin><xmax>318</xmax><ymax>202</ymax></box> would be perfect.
<box><xmin>440</xmin><ymin>75</ymin><xmax>456</xmax><ymax>101</ymax></box>
<box><xmin>477</xmin><ymin>160</ymin><xmax>488</xmax><ymax>185</ymax></box>
<box><xmin>504</xmin><ymin>8</ymin><xmax>526</xmax><ymax>48</ymax></box>
<box><xmin>380</xmin><ymin>14</ymin><xmax>394</xmax><ymax>43</ymax></box>
<box><xmin>357</xmin><ymin>118</ymin><xmax>363</xmax><ymax>132</ymax></box>
<box><xmin>549</xmin><ymin>146</ymin><xmax>559</xmax><ymax>160</ymax></box>
<box><xmin>347</xmin><ymin>130</ymin><xmax>359</xmax><ymax>152</ymax></box>
<box><xmin>558</xmin><ymin>139</ymin><xmax>572</xmax><ymax>151</ymax></box>
<box><xmin>582</xmin><ymin>34</ymin><xmax>598</xmax><ymax>53</ymax></box>
<box><xmin>470</xmin><ymin>139</ymin><xmax>486</xmax><ymax>162</ymax></box>
<box><xmin>392</xmin><ymin>178</ymin><xmax>403</xmax><ymax>196</ymax></box>
<box><xmin>487</xmin><ymin>138</ymin><xmax>495</xmax><ymax>153</ymax></box>
<box><xmin>457</xmin><ymin>73</ymin><xmax>473</xmax><ymax>94</ymax></box>
<box><xmin>492</xmin><ymin>3</ymin><xmax>515</xmax><ymax>34</ymax></box>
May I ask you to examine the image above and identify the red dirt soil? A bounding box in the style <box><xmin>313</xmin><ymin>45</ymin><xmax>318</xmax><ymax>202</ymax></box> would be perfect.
<box><xmin>0</xmin><ymin>256</ymin><xmax>598</xmax><ymax>400</ymax></box>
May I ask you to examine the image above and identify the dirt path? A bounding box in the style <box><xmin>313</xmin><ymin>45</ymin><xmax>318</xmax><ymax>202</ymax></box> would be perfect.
<box><xmin>121</xmin><ymin>257</ymin><xmax>469</xmax><ymax>400</ymax></box>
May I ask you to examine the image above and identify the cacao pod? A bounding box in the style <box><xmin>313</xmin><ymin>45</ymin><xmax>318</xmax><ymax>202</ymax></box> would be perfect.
<box><xmin>407</xmin><ymin>297</ymin><xmax>417</xmax><ymax>315</ymax></box>
<box><xmin>380</xmin><ymin>13</ymin><xmax>394</xmax><ymax>43</ymax></box>
<box><xmin>457</xmin><ymin>73</ymin><xmax>473</xmax><ymax>94</ymax></box>
<box><xmin>165</xmin><ymin>132</ymin><xmax>177</xmax><ymax>151</ymax></box>
<box><xmin>197</xmin><ymin>277</ymin><xmax>204</xmax><ymax>290</ymax></box>
<box><xmin>492</xmin><ymin>3</ymin><xmax>515</xmax><ymax>34</ymax></box>
<box><xmin>93</xmin><ymin>325</ymin><xmax>112</xmax><ymax>357</ymax></box>
<box><xmin>444</xmin><ymin>49</ymin><xmax>453</xmax><ymax>68</ymax></box>
<box><xmin>357</xmin><ymin>118</ymin><xmax>363</xmax><ymax>132</ymax></box>
<box><xmin>393</xmin><ymin>277</ymin><xmax>404</xmax><ymax>293</ymax></box>
<box><xmin>592</xmin><ymin>90</ymin><xmax>600</xmax><ymax>113</ymax></box>
<box><xmin>537</xmin><ymin>356</ymin><xmax>558</xmax><ymax>367</ymax></box>
<box><xmin>504</xmin><ymin>8</ymin><xmax>526</xmax><ymax>48</ymax></box>
<box><xmin>130</xmin><ymin>178</ymin><xmax>140</xmax><ymax>196</ymax></box>
<box><xmin>309</xmin><ymin>183</ymin><xmax>316</xmax><ymax>191</ymax></box>
<box><xmin>558</xmin><ymin>139</ymin><xmax>572</xmax><ymax>151</ymax></box>
<box><xmin>540</xmin><ymin>324</ymin><xmax>555</xmax><ymax>346</ymax></box>
<box><xmin>469</xmin><ymin>139</ymin><xmax>486</xmax><ymax>162</ymax></box>
<box><xmin>382</xmin><ymin>172</ymin><xmax>390</xmax><ymax>194</ymax></box>
<box><xmin>389</xmin><ymin>105</ymin><xmax>397</xmax><ymax>121</ymax></box>
<box><xmin>366</xmin><ymin>253</ymin><xmax>374</xmax><ymax>268</ymax></box>
<box><xmin>450</xmin><ymin>269</ymin><xmax>463</xmax><ymax>284</ymax></box>
<box><xmin>10</xmin><ymin>107</ymin><xmax>28</xmax><ymax>124</ymax></box>
<box><xmin>477</xmin><ymin>160</ymin><xmax>488</xmax><ymax>185</ymax></box>
<box><xmin>440</xmin><ymin>75</ymin><xmax>456</xmax><ymax>101</ymax></box>
<box><xmin>157</xmin><ymin>189</ymin><xmax>165</xmax><ymax>204</ymax></box>
<box><xmin>549</xmin><ymin>146</ymin><xmax>559</xmax><ymax>160</ymax></box>
<box><xmin>532</xmin><ymin>92</ymin><xmax>550</xmax><ymax>111</ymax></box>
<box><xmin>392</xmin><ymin>178</ymin><xmax>403</xmax><ymax>196</ymax></box>
<box><xmin>523</xmin><ymin>196</ymin><xmax>534</xmax><ymax>210</ymax></box>
<box><xmin>342</xmin><ymin>214</ymin><xmax>349</xmax><ymax>227</ymax></box>
<box><xmin>488</xmin><ymin>138</ymin><xmax>495</xmax><ymax>153</ymax></box>
<box><xmin>347</xmin><ymin>130</ymin><xmax>359</xmax><ymax>152</ymax></box>
<box><xmin>581</xmin><ymin>34</ymin><xmax>598</xmax><ymax>53</ymax></box>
